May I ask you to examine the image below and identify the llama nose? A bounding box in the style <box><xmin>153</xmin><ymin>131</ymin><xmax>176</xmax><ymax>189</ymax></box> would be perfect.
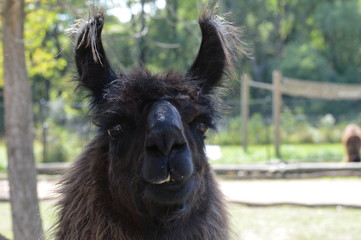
<box><xmin>143</xmin><ymin>101</ymin><xmax>193</xmax><ymax>184</ymax></box>
<box><xmin>145</xmin><ymin>101</ymin><xmax>186</xmax><ymax>155</ymax></box>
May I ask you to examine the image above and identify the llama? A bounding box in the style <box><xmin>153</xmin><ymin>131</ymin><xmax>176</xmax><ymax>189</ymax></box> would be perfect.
<box><xmin>342</xmin><ymin>124</ymin><xmax>361</xmax><ymax>162</ymax></box>
<box><xmin>54</xmin><ymin>6</ymin><xmax>243</xmax><ymax>240</ymax></box>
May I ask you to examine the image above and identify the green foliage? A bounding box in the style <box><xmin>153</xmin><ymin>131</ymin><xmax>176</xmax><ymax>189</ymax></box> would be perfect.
<box><xmin>207</xmin><ymin>114</ymin><xmax>271</xmax><ymax>146</ymax></box>
<box><xmin>223</xmin><ymin>0</ymin><xmax>361</xmax><ymax>116</ymax></box>
<box><xmin>25</xmin><ymin>9</ymin><xmax>64</xmax><ymax>76</ymax></box>
<box><xmin>42</xmin><ymin>141</ymin><xmax>67</xmax><ymax>163</ymax></box>
<box><xmin>281</xmin><ymin>110</ymin><xmax>353</xmax><ymax>144</ymax></box>
<box><xmin>33</xmin><ymin>118</ymin><xmax>94</xmax><ymax>163</ymax></box>
<box><xmin>208</xmin><ymin>109</ymin><xmax>358</xmax><ymax>147</ymax></box>
<box><xmin>207</xmin><ymin>117</ymin><xmax>241</xmax><ymax>146</ymax></box>
<box><xmin>33</xmin><ymin>129</ymin><xmax>89</xmax><ymax>163</ymax></box>
<box><xmin>24</xmin><ymin>1</ymin><xmax>71</xmax><ymax>101</ymax></box>
<box><xmin>279</xmin><ymin>43</ymin><xmax>335</xmax><ymax>81</ymax></box>
<box><xmin>315</xmin><ymin>1</ymin><xmax>361</xmax><ymax>82</ymax></box>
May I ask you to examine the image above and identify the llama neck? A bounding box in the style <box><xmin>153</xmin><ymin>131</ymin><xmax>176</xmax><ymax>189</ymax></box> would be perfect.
<box><xmin>55</xmin><ymin>138</ymin><xmax>228</xmax><ymax>239</ymax></box>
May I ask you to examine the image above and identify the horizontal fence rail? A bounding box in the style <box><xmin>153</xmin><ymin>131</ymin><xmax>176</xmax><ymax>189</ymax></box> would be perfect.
<box><xmin>213</xmin><ymin>162</ymin><xmax>361</xmax><ymax>179</ymax></box>
<box><xmin>248</xmin><ymin>80</ymin><xmax>273</xmax><ymax>91</ymax></box>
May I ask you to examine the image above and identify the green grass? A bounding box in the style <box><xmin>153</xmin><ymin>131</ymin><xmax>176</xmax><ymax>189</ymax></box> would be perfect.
<box><xmin>0</xmin><ymin>141</ymin><xmax>6</xmax><ymax>170</ymax></box>
<box><xmin>0</xmin><ymin>201</ymin><xmax>56</xmax><ymax>239</ymax></box>
<box><xmin>0</xmin><ymin>201</ymin><xmax>12</xmax><ymax>238</ymax></box>
<box><xmin>230</xmin><ymin>204</ymin><xmax>361</xmax><ymax>240</ymax></box>
<box><xmin>1</xmin><ymin>201</ymin><xmax>360</xmax><ymax>240</ymax></box>
<box><xmin>210</xmin><ymin>143</ymin><xmax>344</xmax><ymax>165</ymax></box>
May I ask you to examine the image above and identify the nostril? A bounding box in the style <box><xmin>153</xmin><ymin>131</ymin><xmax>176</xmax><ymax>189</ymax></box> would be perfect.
<box><xmin>146</xmin><ymin>142</ymin><xmax>186</xmax><ymax>157</ymax></box>
<box><xmin>172</xmin><ymin>143</ymin><xmax>186</xmax><ymax>151</ymax></box>
<box><xmin>146</xmin><ymin>145</ymin><xmax>164</xmax><ymax>156</ymax></box>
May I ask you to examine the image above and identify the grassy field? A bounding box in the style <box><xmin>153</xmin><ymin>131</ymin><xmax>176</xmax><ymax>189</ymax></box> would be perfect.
<box><xmin>0</xmin><ymin>201</ymin><xmax>57</xmax><ymax>240</ymax></box>
<box><xmin>1</xmin><ymin>201</ymin><xmax>360</xmax><ymax>240</ymax></box>
<box><xmin>210</xmin><ymin>143</ymin><xmax>344</xmax><ymax>165</ymax></box>
<box><xmin>0</xmin><ymin>142</ymin><xmax>6</xmax><ymax>169</ymax></box>
<box><xmin>229</xmin><ymin>204</ymin><xmax>361</xmax><ymax>240</ymax></box>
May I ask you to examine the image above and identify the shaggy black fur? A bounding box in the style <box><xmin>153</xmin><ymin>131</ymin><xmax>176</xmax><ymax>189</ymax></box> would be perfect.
<box><xmin>53</xmin><ymin>5</ymin><xmax>244</xmax><ymax>240</ymax></box>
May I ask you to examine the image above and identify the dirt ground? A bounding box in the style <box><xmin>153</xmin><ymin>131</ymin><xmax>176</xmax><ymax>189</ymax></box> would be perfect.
<box><xmin>1</xmin><ymin>178</ymin><xmax>361</xmax><ymax>207</ymax></box>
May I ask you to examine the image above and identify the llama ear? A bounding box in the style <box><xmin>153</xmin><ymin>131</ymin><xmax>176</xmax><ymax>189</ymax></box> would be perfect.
<box><xmin>187</xmin><ymin>8</ymin><xmax>244</xmax><ymax>93</ymax></box>
<box><xmin>70</xmin><ymin>12</ymin><xmax>117</xmax><ymax>104</ymax></box>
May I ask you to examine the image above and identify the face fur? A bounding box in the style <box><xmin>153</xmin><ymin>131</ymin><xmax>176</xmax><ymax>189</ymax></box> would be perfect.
<box><xmin>70</xmin><ymin>7</ymin><xmax>243</xmax><ymax>213</ymax></box>
<box><xmin>93</xmin><ymin>70</ymin><xmax>220</xmax><ymax>206</ymax></box>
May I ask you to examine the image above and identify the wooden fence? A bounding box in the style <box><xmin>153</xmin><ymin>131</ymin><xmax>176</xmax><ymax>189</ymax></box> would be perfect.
<box><xmin>213</xmin><ymin>162</ymin><xmax>361</xmax><ymax>179</ymax></box>
<box><xmin>242</xmin><ymin>71</ymin><xmax>361</xmax><ymax>159</ymax></box>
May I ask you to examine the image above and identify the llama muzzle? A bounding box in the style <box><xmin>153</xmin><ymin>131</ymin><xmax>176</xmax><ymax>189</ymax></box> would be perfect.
<box><xmin>143</xmin><ymin>100</ymin><xmax>194</xmax><ymax>185</ymax></box>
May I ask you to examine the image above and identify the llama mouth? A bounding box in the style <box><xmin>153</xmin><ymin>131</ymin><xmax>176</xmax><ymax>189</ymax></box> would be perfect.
<box><xmin>152</xmin><ymin>175</ymin><xmax>177</xmax><ymax>185</ymax></box>
<box><xmin>145</xmin><ymin>176</ymin><xmax>195</xmax><ymax>204</ymax></box>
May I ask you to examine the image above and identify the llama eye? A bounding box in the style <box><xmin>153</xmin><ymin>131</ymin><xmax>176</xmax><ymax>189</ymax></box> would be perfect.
<box><xmin>107</xmin><ymin>124</ymin><xmax>123</xmax><ymax>139</ymax></box>
<box><xmin>196</xmin><ymin>122</ymin><xmax>209</xmax><ymax>135</ymax></box>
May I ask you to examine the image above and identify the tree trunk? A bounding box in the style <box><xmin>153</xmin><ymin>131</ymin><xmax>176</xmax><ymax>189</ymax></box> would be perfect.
<box><xmin>2</xmin><ymin>1</ymin><xmax>44</xmax><ymax>240</ymax></box>
<box><xmin>166</xmin><ymin>0</ymin><xmax>179</xmax><ymax>60</ymax></box>
<box><xmin>139</xmin><ymin>0</ymin><xmax>147</xmax><ymax>64</ymax></box>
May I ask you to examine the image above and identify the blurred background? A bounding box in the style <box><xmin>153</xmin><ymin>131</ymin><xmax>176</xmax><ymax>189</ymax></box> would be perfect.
<box><xmin>2</xmin><ymin>0</ymin><xmax>361</xmax><ymax>166</ymax></box>
<box><xmin>1</xmin><ymin>0</ymin><xmax>361</xmax><ymax>239</ymax></box>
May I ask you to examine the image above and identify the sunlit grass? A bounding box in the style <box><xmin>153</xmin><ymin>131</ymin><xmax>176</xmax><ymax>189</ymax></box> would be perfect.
<box><xmin>1</xmin><ymin>201</ymin><xmax>361</xmax><ymax>240</ymax></box>
<box><xmin>281</xmin><ymin>143</ymin><xmax>344</xmax><ymax>163</ymax></box>
<box><xmin>0</xmin><ymin>201</ymin><xmax>56</xmax><ymax>240</ymax></box>
<box><xmin>230</xmin><ymin>204</ymin><xmax>361</xmax><ymax>240</ymax></box>
<box><xmin>0</xmin><ymin>201</ymin><xmax>12</xmax><ymax>238</ymax></box>
<box><xmin>210</xmin><ymin>144</ymin><xmax>344</xmax><ymax>165</ymax></box>
<box><xmin>0</xmin><ymin>141</ymin><xmax>6</xmax><ymax>170</ymax></box>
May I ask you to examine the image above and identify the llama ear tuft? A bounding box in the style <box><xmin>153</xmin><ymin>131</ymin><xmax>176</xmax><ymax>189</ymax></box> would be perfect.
<box><xmin>68</xmin><ymin>10</ymin><xmax>117</xmax><ymax>104</ymax></box>
<box><xmin>187</xmin><ymin>5</ymin><xmax>246</xmax><ymax>93</ymax></box>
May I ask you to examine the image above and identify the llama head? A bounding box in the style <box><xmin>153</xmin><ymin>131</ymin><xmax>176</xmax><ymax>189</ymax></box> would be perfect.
<box><xmin>71</xmin><ymin>8</ymin><xmax>243</xmax><ymax>215</ymax></box>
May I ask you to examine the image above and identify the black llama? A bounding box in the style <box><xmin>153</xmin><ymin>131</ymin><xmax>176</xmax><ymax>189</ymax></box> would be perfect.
<box><xmin>342</xmin><ymin>124</ymin><xmax>361</xmax><ymax>162</ymax></box>
<box><xmin>54</xmin><ymin>6</ymin><xmax>244</xmax><ymax>240</ymax></box>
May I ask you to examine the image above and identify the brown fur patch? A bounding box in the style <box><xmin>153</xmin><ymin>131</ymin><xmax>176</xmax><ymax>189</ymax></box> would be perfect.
<box><xmin>342</xmin><ymin>124</ymin><xmax>361</xmax><ymax>162</ymax></box>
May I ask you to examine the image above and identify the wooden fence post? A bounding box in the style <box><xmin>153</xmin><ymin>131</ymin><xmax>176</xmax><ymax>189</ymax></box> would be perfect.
<box><xmin>241</xmin><ymin>74</ymin><xmax>249</xmax><ymax>152</ymax></box>
<box><xmin>272</xmin><ymin>71</ymin><xmax>282</xmax><ymax>159</ymax></box>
